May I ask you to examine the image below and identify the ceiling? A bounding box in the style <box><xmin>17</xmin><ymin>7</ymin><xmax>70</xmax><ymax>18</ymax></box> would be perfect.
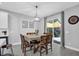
<box><xmin>0</xmin><ymin>2</ymin><xmax>79</xmax><ymax>18</ymax></box>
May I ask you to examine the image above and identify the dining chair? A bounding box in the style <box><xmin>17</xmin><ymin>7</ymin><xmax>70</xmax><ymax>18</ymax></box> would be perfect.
<box><xmin>44</xmin><ymin>33</ymin><xmax>53</xmax><ymax>51</ymax></box>
<box><xmin>34</xmin><ymin>35</ymin><xmax>49</xmax><ymax>56</ymax></box>
<box><xmin>47</xmin><ymin>33</ymin><xmax>53</xmax><ymax>51</ymax></box>
<box><xmin>1</xmin><ymin>44</ymin><xmax>14</xmax><ymax>56</ymax></box>
<box><xmin>20</xmin><ymin>34</ymin><xmax>31</xmax><ymax>56</ymax></box>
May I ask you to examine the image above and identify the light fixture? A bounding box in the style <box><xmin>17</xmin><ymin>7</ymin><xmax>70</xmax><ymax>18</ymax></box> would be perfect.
<box><xmin>34</xmin><ymin>5</ymin><xmax>40</xmax><ymax>21</ymax></box>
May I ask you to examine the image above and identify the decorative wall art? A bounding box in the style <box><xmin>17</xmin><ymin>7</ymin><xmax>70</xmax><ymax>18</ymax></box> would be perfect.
<box><xmin>22</xmin><ymin>21</ymin><xmax>28</xmax><ymax>28</ymax></box>
<box><xmin>68</xmin><ymin>15</ymin><xmax>79</xmax><ymax>25</ymax></box>
<box><xmin>29</xmin><ymin>21</ymin><xmax>34</xmax><ymax>28</ymax></box>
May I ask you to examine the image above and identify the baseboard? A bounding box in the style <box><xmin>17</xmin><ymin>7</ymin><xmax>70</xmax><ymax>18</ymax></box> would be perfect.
<box><xmin>65</xmin><ymin>45</ymin><xmax>79</xmax><ymax>52</ymax></box>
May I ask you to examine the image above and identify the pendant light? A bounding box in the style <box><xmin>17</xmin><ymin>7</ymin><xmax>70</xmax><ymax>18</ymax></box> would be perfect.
<box><xmin>34</xmin><ymin>5</ymin><xmax>39</xmax><ymax>21</ymax></box>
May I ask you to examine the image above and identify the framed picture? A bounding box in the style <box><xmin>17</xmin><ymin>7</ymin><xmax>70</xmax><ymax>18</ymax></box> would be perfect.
<box><xmin>22</xmin><ymin>21</ymin><xmax>28</xmax><ymax>28</ymax></box>
<box><xmin>29</xmin><ymin>21</ymin><xmax>34</xmax><ymax>28</ymax></box>
<box><xmin>68</xmin><ymin>15</ymin><xmax>79</xmax><ymax>25</ymax></box>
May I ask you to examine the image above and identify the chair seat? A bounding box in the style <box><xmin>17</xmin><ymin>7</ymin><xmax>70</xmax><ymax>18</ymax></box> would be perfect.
<box><xmin>1</xmin><ymin>44</ymin><xmax>12</xmax><ymax>48</ymax></box>
<box><xmin>1</xmin><ymin>44</ymin><xmax>14</xmax><ymax>56</ymax></box>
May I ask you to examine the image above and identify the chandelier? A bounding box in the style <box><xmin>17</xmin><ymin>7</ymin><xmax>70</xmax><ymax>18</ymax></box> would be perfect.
<box><xmin>34</xmin><ymin>5</ymin><xmax>39</xmax><ymax>21</ymax></box>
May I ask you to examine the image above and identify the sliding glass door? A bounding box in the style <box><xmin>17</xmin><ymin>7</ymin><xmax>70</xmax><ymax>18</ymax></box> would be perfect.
<box><xmin>53</xmin><ymin>19</ymin><xmax>61</xmax><ymax>43</ymax></box>
<box><xmin>46</xmin><ymin>19</ymin><xmax>61</xmax><ymax>44</ymax></box>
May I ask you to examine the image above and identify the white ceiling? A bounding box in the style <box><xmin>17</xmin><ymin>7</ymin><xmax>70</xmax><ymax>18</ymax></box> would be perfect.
<box><xmin>0</xmin><ymin>2</ymin><xmax>79</xmax><ymax>18</ymax></box>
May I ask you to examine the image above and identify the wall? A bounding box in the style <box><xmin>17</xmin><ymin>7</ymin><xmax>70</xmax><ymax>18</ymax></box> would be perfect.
<box><xmin>46</xmin><ymin>13</ymin><xmax>61</xmax><ymax>23</ymax></box>
<box><xmin>19</xmin><ymin>17</ymin><xmax>36</xmax><ymax>34</ymax></box>
<box><xmin>64</xmin><ymin>5</ymin><xmax>79</xmax><ymax>50</ymax></box>
<box><xmin>38</xmin><ymin>18</ymin><xmax>44</xmax><ymax>34</ymax></box>
<box><xmin>0</xmin><ymin>11</ymin><xmax>8</xmax><ymax>46</ymax></box>
<box><xmin>8</xmin><ymin>14</ymin><xmax>20</xmax><ymax>45</ymax></box>
<box><xmin>0</xmin><ymin>11</ymin><xmax>8</xmax><ymax>35</ymax></box>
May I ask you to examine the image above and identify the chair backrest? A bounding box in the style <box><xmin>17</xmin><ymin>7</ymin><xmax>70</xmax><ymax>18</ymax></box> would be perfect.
<box><xmin>47</xmin><ymin>33</ymin><xmax>53</xmax><ymax>43</ymax></box>
<box><xmin>20</xmin><ymin>34</ymin><xmax>25</xmax><ymax>43</ymax></box>
<box><xmin>20</xmin><ymin>34</ymin><xmax>29</xmax><ymax>45</ymax></box>
<box><xmin>44</xmin><ymin>32</ymin><xmax>53</xmax><ymax>43</ymax></box>
<box><xmin>40</xmin><ymin>35</ymin><xmax>48</xmax><ymax>45</ymax></box>
<box><xmin>26</xmin><ymin>32</ymin><xmax>36</xmax><ymax>35</ymax></box>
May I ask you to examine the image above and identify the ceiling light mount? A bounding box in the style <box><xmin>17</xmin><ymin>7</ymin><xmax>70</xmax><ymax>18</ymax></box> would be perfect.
<box><xmin>34</xmin><ymin>5</ymin><xmax>40</xmax><ymax>21</ymax></box>
<box><xmin>35</xmin><ymin>5</ymin><xmax>38</xmax><ymax>8</ymax></box>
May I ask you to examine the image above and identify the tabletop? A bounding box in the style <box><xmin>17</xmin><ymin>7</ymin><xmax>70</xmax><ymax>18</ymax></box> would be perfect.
<box><xmin>24</xmin><ymin>35</ymin><xmax>41</xmax><ymax>42</ymax></box>
<box><xmin>24</xmin><ymin>34</ymin><xmax>47</xmax><ymax>42</ymax></box>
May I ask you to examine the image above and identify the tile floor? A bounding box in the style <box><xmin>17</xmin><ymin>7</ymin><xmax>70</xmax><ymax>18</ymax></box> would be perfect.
<box><xmin>2</xmin><ymin>43</ymin><xmax>79</xmax><ymax>56</ymax></box>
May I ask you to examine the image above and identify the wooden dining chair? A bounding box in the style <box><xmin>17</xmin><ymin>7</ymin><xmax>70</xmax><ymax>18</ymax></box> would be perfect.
<box><xmin>34</xmin><ymin>35</ymin><xmax>49</xmax><ymax>56</ymax></box>
<box><xmin>20</xmin><ymin>34</ymin><xmax>31</xmax><ymax>56</ymax></box>
<box><xmin>47</xmin><ymin>33</ymin><xmax>53</xmax><ymax>51</ymax></box>
<box><xmin>44</xmin><ymin>33</ymin><xmax>53</xmax><ymax>51</ymax></box>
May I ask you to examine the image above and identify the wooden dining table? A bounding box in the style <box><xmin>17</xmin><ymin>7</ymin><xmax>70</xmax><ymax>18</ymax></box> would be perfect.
<box><xmin>24</xmin><ymin>34</ymin><xmax>47</xmax><ymax>42</ymax></box>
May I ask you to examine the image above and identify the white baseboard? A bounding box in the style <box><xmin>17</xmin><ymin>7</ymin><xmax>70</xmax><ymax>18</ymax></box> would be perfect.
<box><xmin>65</xmin><ymin>45</ymin><xmax>79</xmax><ymax>52</ymax></box>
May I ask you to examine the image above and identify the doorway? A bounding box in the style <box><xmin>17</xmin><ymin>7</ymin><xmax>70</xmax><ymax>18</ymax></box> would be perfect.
<box><xmin>46</xmin><ymin>19</ymin><xmax>61</xmax><ymax>44</ymax></box>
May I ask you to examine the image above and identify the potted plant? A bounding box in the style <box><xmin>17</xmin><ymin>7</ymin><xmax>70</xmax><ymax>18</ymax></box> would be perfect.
<box><xmin>2</xmin><ymin>31</ymin><xmax>7</xmax><ymax>35</ymax></box>
<box><xmin>35</xmin><ymin>29</ymin><xmax>39</xmax><ymax>35</ymax></box>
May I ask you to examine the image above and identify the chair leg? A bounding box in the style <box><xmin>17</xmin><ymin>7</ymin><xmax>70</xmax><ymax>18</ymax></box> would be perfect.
<box><xmin>46</xmin><ymin>45</ymin><xmax>48</xmax><ymax>55</ymax></box>
<box><xmin>33</xmin><ymin>45</ymin><xmax>39</xmax><ymax>54</ymax></box>
<box><xmin>50</xmin><ymin>43</ymin><xmax>52</xmax><ymax>51</ymax></box>
<box><xmin>2</xmin><ymin>48</ymin><xmax>4</xmax><ymax>55</ymax></box>
<box><xmin>0</xmin><ymin>48</ymin><xmax>1</xmax><ymax>56</ymax></box>
<box><xmin>40</xmin><ymin>47</ymin><xmax>42</xmax><ymax>56</ymax></box>
<box><xmin>23</xmin><ymin>48</ymin><xmax>26</xmax><ymax>56</ymax></box>
<box><xmin>30</xmin><ymin>45</ymin><xmax>33</xmax><ymax>50</ymax></box>
<box><xmin>11</xmin><ymin>47</ymin><xmax>14</xmax><ymax>56</ymax></box>
<box><xmin>33</xmin><ymin>44</ymin><xmax>36</xmax><ymax>53</ymax></box>
<box><xmin>22</xmin><ymin>47</ymin><xmax>25</xmax><ymax>53</ymax></box>
<box><xmin>21</xmin><ymin>45</ymin><xmax>24</xmax><ymax>53</ymax></box>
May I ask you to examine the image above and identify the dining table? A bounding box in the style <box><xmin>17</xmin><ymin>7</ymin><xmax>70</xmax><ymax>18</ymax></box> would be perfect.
<box><xmin>24</xmin><ymin>34</ymin><xmax>47</xmax><ymax>42</ymax></box>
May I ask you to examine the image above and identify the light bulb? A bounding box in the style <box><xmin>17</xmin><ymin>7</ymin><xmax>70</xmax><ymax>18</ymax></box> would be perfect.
<box><xmin>35</xmin><ymin>17</ymin><xmax>39</xmax><ymax>21</ymax></box>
